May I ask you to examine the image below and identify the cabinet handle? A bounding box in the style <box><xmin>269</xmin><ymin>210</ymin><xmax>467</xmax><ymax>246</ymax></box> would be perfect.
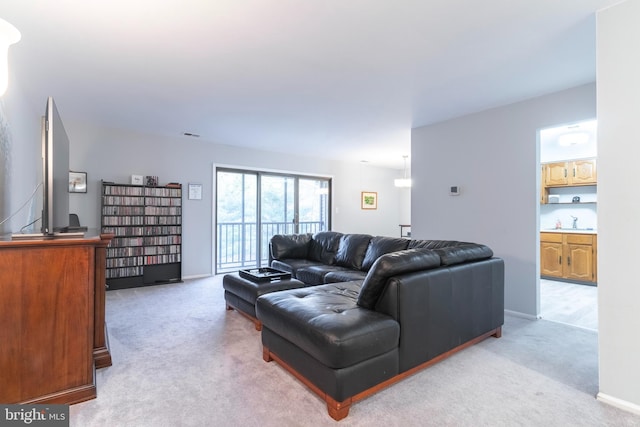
<box><xmin>567</xmin><ymin>256</ymin><xmax>571</xmax><ymax>266</ymax></box>
<box><xmin>564</xmin><ymin>169</ymin><xmax>567</xmax><ymax>177</ymax></box>
<box><xmin>573</xmin><ymin>168</ymin><xmax>576</xmax><ymax>177</ymax></box>
<box><xmin>558</xmin><ymin>256</ymin><xmax>562</xmax><ymax>265</ymax></box>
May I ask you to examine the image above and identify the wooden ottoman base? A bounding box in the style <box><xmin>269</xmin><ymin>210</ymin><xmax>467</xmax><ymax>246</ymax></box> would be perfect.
<box><xmin>262</xmin><ymin>326</ymin><xmax>502</xmax><ymax>420</ymax></box>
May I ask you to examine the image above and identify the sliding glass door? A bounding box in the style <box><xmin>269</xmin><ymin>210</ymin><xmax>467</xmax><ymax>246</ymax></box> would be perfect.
<box><xmin>216</xmin><ymin>168</ymin><xmax>330</xmax><ymax>274</ymax></box>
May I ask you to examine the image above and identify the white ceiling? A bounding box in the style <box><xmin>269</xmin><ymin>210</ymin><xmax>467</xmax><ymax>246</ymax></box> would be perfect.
<box><xmin>1</xmin><ymin>0</ymin><xmax>620</xmax><ymax>169</ymax></box>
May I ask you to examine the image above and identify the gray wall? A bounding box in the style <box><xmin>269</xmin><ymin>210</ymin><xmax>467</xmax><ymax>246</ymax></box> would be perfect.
<box><xmin>597</xmin><ymin>0</ymin><xmax>640</xmax><ymax>412</ymax></box>
<box><xmin>66</xmin><ymin>121</ymin><xmax>407</xmax><ymax>277</ymax></box>
<box><xmin>411</xmin><ymin>83</ymin><xmax>596</xmax><ymax>316</ymax></box>
<box><xmin>0</xmin><ymin>89</ymin><xmax>408</xmax><ymax>277</ymax></box>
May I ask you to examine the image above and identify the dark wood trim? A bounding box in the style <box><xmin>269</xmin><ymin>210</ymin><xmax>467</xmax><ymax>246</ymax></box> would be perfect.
<box><xmin>20</xmin><ymin>380</ymin><xmax>97</xmax><ymax>405</ymax></box>
<box><xmin>94</xmin><ymin>233</ymin><xmax>114</xmax><ymax>368</ymax></box>
<box><xmin>493</xmin><ymin>326</ymin><xmax>502</xmax><ymax>338</ymax></box>
<box><xmin>263</xmin><ymin>326</ymin><xmax>502</xmax><ymax>420</ymax></box>
<box><xmin>94</xmin><ymin>324</ymin><xmax>112</xmax><ymax>369</ymax></box>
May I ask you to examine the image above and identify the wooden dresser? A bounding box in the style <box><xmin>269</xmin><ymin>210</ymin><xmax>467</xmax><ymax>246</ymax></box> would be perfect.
<box><xmin>0</xmin><ymin>233</ymin><xmax>113</xmax><ymax>404</ymax></box>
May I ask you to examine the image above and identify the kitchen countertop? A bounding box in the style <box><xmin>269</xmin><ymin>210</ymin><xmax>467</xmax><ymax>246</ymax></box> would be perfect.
<box><xmin>542</xmin><ymin>228</ymin><xmax>597</xmax><ymax>234</ymax></box>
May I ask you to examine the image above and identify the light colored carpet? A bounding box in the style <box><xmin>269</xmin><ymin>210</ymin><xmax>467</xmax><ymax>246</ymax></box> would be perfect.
<box><xmin>70</xmin><ymin>276</ymin><xmax>640</xmax><ymax>426</ymax></box>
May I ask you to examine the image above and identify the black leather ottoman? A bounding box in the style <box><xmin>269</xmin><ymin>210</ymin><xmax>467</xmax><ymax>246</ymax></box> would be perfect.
<box><xmin>223</xmin><ymin>272</ymin><xmax>307</xmax><ymax>330</ymax></box>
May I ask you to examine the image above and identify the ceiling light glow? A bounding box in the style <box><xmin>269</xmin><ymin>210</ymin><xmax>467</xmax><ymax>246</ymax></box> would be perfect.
<box><xmin>0</xmin><ymin>18</ymin><xmax>21</xmax><ymax>96</ymax></box>
<box><xmin>558</xmin><ymin>132</ymin><xmax>589</xmax><ymax>146</ymax></box>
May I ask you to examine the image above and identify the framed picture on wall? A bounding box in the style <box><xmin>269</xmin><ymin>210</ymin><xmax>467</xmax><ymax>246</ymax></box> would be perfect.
<box><xmin>188</xmin><ymin>183</ymin><xmax>203</xmax><ymax>200</ymax></box>
<box><xmin>69</xmin><ymin>171</ymin><xmax>87</xmax><ymax>193</ymax></box>
<box><xmin>361</xmin><ymin>191</ymin><xmax>377</xmax><ymax>210</ymax></box>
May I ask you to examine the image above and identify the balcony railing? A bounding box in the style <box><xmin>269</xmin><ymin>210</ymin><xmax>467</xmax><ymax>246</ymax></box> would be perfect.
<box><xmin>216</xmin><ymin>221</ymin><xmax>325</xmax><ymax>273</ymax></box>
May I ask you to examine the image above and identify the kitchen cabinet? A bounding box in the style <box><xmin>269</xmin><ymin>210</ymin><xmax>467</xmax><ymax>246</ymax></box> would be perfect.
<box><xmin>540</xmin><ymin>158</ymin><xmax>597</xmax><ymax>204</ymax></box>
<box><xmin>540</xmin><ymin>232</ymin><xmax>597</xmax><ymax>283</ymax></box>
<box><xmin>544</xmin><ymin>162</ymin><xmax>571</xmax><ymax>187</ymax></box>
<box><xmin>543</xmin><ymin>158</ymin><xmax>597</xmax><ymax>187</ymax></box>
<box><xmin>540</xmin><ymin>233</ymin><xmax>563</xmax><ymax>277</ymax></box>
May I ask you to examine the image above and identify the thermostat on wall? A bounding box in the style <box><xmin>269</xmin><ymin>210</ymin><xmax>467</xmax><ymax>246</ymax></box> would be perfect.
<box><xmin>450</xmin><ymin>186</ymin><xmax>461</xmax><ymax>196</ymax></box>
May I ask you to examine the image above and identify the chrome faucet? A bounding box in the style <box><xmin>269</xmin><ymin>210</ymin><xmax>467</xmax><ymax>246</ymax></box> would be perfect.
<box><xmin>571</xmin><ymin>216</ymin><xmax>578</xmax><ymax>229</ymax></box>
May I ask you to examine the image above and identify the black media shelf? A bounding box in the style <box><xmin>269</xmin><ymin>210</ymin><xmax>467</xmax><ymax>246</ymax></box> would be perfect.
<box><xmin>101</xmin><ymin>181</ymin><xmax>182</xmax><ymax>290</ymax></box>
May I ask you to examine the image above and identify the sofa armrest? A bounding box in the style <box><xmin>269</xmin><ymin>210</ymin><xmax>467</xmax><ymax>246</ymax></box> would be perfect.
<box><xmin>357</xmin><ymin>249</ymin><xmax>441</xmax><ymax>309</ymax></box>
<box><xmin>269</xmin><ymin>234</ymin><xmax>312</xmax><ymax>263</ymax></box>
<box><xmin>375</xmin><ymin>257</ymin><xmax>504</xmax><ymax>372</ymax></box>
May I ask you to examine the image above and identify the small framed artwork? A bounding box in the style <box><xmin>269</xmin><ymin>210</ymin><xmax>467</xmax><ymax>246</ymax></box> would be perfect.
<box><xmin>188</xmin><ymin>183</ymin><xmax>203</xmax><ymax>200</ymax></box>
<box><xmin>361</xmin><ymin>191</ymin><xmax>377</xmax><ymax>210</ymax></box>
<box><xmin>69</xmin><ymin>171</ymin><xmax>87</xmax><ymax>193</ymax></box>
<box><xmin>145</xmin><ymin>175</ymin><xmax>159</xmax><ymax>186</ymax></box>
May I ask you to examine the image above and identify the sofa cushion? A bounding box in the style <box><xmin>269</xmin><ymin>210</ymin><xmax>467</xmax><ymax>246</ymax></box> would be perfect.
<box><xmin>334</xmin><ymin>234</ymin><xmax>372</xmax><ymax>270</ymax></box>
<box><xmin>357</xmin><ymin>249</ymin><xmax>441</xmax><ymax>309</ymax></box>
<box><xmin>308</xmin><ymin>231</ymin><xmax>343</xmax><ymax>264</ymax></box>
<box><xmin>256</xmin><ymin>281</ymin><xmax>400</xmax><ymax>369</ymax></box>
<box><xmin>295</xmin><ymin>264</ymin><xmax>344</xmax><ymax>285</ymax></box>
<box><xmin>361</xmin><ymin>236</ymin><xmax>410</xmax><ymax>271</ymax></box>
<box><xmin>271</xmin><ymin>259</ymin><xmax>325</xmax><ymax>277</ymax></box>
<box><xmin>324</xmin><ymin>269</ymin><xmax>367</xmax><ymax>283</ymax></box>
<box><xmin>270</xmin><ymin>233</ymin><xmax>312</xmax><ymax>260</ymax></box>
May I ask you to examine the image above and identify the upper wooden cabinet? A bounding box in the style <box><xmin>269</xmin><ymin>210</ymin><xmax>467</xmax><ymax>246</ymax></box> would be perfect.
<box><xmin>543</xmin><ymin>158</ymin><xmax>597</xmax><ymax>187</ymax></box>
<box><xmin>571</xmin><ymin>159</ymin><xmax>598</xmax><ymax>185</ymax></box>
<box><xmin>540</xmin><ymin>158</ymin><xmax>597</xmax><ymax>203</ymax></box>
<box><xmin>544</xmin><ymin>162</ymin><xmax>570</xmax><ymax>186</ymax></box>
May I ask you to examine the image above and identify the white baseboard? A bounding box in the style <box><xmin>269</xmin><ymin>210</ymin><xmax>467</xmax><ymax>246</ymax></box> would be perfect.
<box><xmin>597</xmin><ymin>392</ymin><xmax>640</xmax><ymax>416</ymax></box>
<box><xmin>182</xmin><ymin>273</ymin><xmax>212</xmax><ymax>280</ymax></box>
<box><xmin>504</xmin><ymin>309</ymin><xmax>540</xmax><ymax>320</ymax></box>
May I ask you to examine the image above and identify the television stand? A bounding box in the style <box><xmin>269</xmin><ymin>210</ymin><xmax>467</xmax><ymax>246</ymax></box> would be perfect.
<box><xmin>0</xmin><ymin>233</ymin><xmax>114</xmax><ymax>404</ymax></box>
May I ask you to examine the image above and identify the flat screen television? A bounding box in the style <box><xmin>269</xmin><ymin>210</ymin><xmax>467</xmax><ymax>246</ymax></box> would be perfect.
<box><xmin>41</xmin><ymin>96</ymin><xmax>70</xmax><ymax>235</ymax></box>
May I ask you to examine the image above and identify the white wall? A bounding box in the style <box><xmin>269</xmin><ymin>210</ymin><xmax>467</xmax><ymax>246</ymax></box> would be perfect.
<box><xmin>2</xmin><ymin>76</ymin><xmax>410</xmax><ymax>278</ymax></box>
<box><xmin>398</xmin><ymin>187</ymin><xmax>411</xmax><ymax>226</ymax></box>
<box><xmin>62</xmin><ymin>120</ymin><xmax>405</xmax><ymax>277</ymax></box>
<box><xmin>540</xmin><ymin>202</ymin><xmax>597</xmax><ymax>231</ymax></box>
<box><xmin>0</xmin><ymin>81</ymin><xmax>41</xmax><ymax>235</ymax></box>
<box><xmin>411</xmin><ymin>83</ymin><xmax>596</xmax><ymax>316</ymax></box>
<box><xmin>596</xmin><ymin>0</ymin><xmax>640</xmax><ymax>413</ymax></box>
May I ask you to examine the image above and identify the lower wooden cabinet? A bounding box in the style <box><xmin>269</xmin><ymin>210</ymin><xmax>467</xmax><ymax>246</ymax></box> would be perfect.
<box><xmin>541</xmin><ymin>236</ymin><xmax>563</xmax><ymax>277</ymax></box>
<box><xmin>540</xmin><ymin>232</ymin><xmax>597</xmax><ymax>283</ymax></box>
<box><xmin>0</xmin><ymin>234</ymin><xmax>113</xmax><ymax>404</ymax></box>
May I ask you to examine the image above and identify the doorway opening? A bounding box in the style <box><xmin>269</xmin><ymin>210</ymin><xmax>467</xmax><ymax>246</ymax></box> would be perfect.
<box><xmin>538</xmin><ymin>119</ymin><xmax>598</xmax><ymax>330</ymax></box>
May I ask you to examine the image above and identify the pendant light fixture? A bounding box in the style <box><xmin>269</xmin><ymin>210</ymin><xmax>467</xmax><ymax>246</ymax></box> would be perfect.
<box><xmin>0</xmin><ymin>18</ymin><xmax>21</xmax><ymax>97</ymax></box>
<box><xmin>394</xmin><ymin>155</ymin><xmax>412</xmax><ymax>188</ymax></box>
<box><xmin>557</xmin><ymin>131</ymin><xmax>590</xmax><ymax>146</ymax></box>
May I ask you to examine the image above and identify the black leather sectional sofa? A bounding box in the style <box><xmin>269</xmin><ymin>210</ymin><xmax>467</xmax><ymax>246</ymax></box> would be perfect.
<box><xmin>256</xmin><ymin>231</ymin><xmax>504</xmax><ymax>420</ymax></box>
